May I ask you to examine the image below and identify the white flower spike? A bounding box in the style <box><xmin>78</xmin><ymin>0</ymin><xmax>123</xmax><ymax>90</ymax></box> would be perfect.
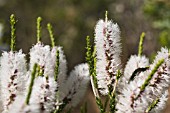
<box><xmin>117</xmin><ymin>47</ymin><xmax>170</xmax><ymax>113</ymax></box>
<box><xmin>95</xmin><ymin>16</ymin><xmax>121</xmax><ymax>95</ymax></box>
<box><xmin>51</xmin><ymin>46</ymin><xmax>67</xmax><ymax>85</ymax></box>
<box><xmin>29</xmin><ymin>42</ymin><xmax>55</xmax><ymax>77</ymax></box>
<box><xmin>122</xmin><ymin>55</ymin><xmax>149</xmax><ymax>85</ymax></box>
<box><xmin>29</xmin><ymin>76</ymin><xmax>57</xmax><ymax>112</ymax></box>
<box><xmin>0</xmin><ymin>50</ymin><xmax>27</xmax><ymax>112</ymax></box>
<box><xmin>59</xmin><ymin>63</ymin><xmax>90</xmax><ymax>108</ymax></box>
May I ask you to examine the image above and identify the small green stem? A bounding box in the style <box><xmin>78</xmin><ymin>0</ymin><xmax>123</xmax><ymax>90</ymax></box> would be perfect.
<box><xmin>109</xmin><ymin>94</ymin><xmax>116</xmax><ymax>113</ymax></box>
<box><xmin>138</xmin><ymin>32</ymin><xmax>145</xmax><ymax>57</ymax></box>
<box><xmin>25</xmin><ymin>63</ymin><xmax>38</xmax><ymax>105</ymax></box>
<box><xmin>10</xmin><ymin>14</ymin><xmax>17</xmax><ymax>51</ymax></box>
<box><xmin>85</xmin><ymin>36</ymin><xmax>98</xmax><ymax>88</ymax></box>
<box><xmin>54</xmin><ymin>50</ymin><xmax>60</xmax><ymax>81</ymax></box>
<box><xmin>109</xmin><ymin>70</ymin><xmax>121</xmax><ymax>113</ymax></box>
<box><xmin>135</xmin><ymin>59</ymin><xmax>164</xmax><ymax>100</ymax></box>
<box><xmin>96</xmin><ymin>97</ymin><xmax>105</xmax><ymax>113</ymax></box>
<box><xmin>145</xmin><ymin>98</ymin><xmax>159</xmax><ymax>113</ymax></box>
<box><xmin>37</xmin><ymin>17</ymin><xmax>42</xmax><ymax>42</ymax></box>
<box><xmin>85</xmin><ymin>36</ymin><xmax>93</xmax><ymax>74</ymax></box>
<box><xmin>85</xmin><ymin>36</ymin><xmax>104</xmax><ymax>113</ymax></box>
<box><xmin>47</xmin><ymin>23</ymin><xmax>55</xmax><ymax>47</ymax></box>
<box><xmin>91</xmin><ymin>45</ymin><xmax>105</xmax><ymax>113</ymax></box>
<box><xmin>140</xmin><ymin>59</ymin><xmax>164</xmax><ymax>92</ymax></box>
<box><xmin>92</xmin><ymin>45</ymin><xmax>98</xmax><ymax>88</ymax></box>
<box><xmin>105</xmin><ymin>11</ymin><xmax>108</xmax><ymax>23</ymax></box>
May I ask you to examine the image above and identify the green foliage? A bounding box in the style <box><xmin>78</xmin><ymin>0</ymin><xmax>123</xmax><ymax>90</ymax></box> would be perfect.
<box><xmin>25</xmin><ymin>63</ymin><xmax>38</xmax><ymax>105</ymax></box>
<box><xmin>159</xmin><ymin>31</ymin><xmax>170</xmax><ymax>47</ymax></box>
<box><xmin>37</xmin><ymin>17</ymin><xmax>42</xmax><ymax>42</ymax></box>
<box><xmin>85</xmin><ymin>36</ymin><xmax>93</xmax><ymax>75</ymax></box>
<box><xmin>47</xmin><ymin>23</ymin><xmax>55</xmax><ymax>47</ymax></box>
<box><xmin>86</xmin><ymin>36</ymin><xmax>105</xmax><ymax>113</ymax></box>
<box><xmin>96</xmin><ymin>97</ymin><xmax>105</xmax><ymax>113</ymax></box>
<box><xmin>138</xmin><ymin>32</ymin><xmax>145</xmax><ymax>57</ymax></box>
<box><xmin>10</xmin><ymin>14</ymin><xmax>16</xmax><ymax>51</ymax></box>
<box><xmin>109</xmin><ymin>93</ymin><xmax>116</xmax><ymax>113</ymax></box>
<box><xmin>143</xmin><ymin>0</ymin><xmax>170</xmax><ymax>48</ymax></box>
<box><xmin>85</xmin><ymin>36</ymin><xmax>98</xmax><ymax>88</ymax></box>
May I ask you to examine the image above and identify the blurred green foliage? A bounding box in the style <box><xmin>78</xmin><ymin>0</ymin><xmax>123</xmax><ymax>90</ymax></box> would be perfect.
<box><xmin>143</xmin><ymin>0</ymin><xmax>170</xmax><ymax>48</ymax></box>
<box><xmin>0</xmin><ymin>0</ymin><xmax>113</xmax><ymax>69</ymax></box>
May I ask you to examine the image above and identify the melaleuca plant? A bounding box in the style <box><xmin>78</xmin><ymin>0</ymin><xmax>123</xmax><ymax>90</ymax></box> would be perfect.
<box><xmin>0</xmin><ymin>14</ymin><xmax>90</xmax><ymax>113</ymax></box>
<box><xmin>86</xmin><ymin>11</ymin><xmax>170</xmax><ymax>113</ymax></box>
<box><xmin>1</xmin><ymin>12</ymin><xmax>170</xmax><ymax>113</ymax></box>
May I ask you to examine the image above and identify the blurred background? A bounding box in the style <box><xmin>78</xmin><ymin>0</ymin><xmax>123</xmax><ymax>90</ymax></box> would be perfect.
<box><xmin>0</xmin><ymin>0</ymin><xmax>170</xmax><ymax>112</ymax></box>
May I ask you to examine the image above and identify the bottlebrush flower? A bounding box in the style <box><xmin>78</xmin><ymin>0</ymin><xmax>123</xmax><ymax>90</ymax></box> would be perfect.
<box><xmin>29</xmin><ymin>42</ymin><xmax>59</xmax><ymax>112</ymax></box>
<box><xmin>28</xmin><ymin>76</ymin><xmax>57</xmax><ymax>112</ymax></box>
<box><xmin>149</xmin><ymin>90</ymin><xmax>168</xmax><ymax>113</ymax></box>
<box><xmin>122</xmin><ymin>55</ymin><xmax>149</xmax><ymax>84</ymax></box>
<box><xmin>94</xmin><ymin>19</ymin><xmax>121</xmax><ymax>95</ymax></box>
<box><xmin>51</xmin><ymin>46</ymin><xmax>67</xmax><ymax>85</ymax></box>
<box><xmin>146</xmin><ymin>47</ymin><xmax>170</xmax><ymax>96</ymax></box>
<box><xmin>51</xmin><ymin>46</ymin><xmax>68</xmax><ymax>108</ymax></box>
<box><xmin>8</xmin><ymin>95</ymin><xmax>47</xmax><ymax>113</ymax></box>
<box><xmin>29</xmin><ymin>42</ymin><xmax>55</xmax><ymax>77</ymax></box>
<box><xmin>59</xmin><ymin>63</ymin><xmax>90</xmax><ymax>108</ymax></box>
<box><xmin>0</xmin><ymin>50</ymin><xmax>27</xmax><ymax>112</ymax></box>
<box><xmin>116</xmin><ymin>47</ymin><xmax>170</xmax><ymax>113</ymax></box>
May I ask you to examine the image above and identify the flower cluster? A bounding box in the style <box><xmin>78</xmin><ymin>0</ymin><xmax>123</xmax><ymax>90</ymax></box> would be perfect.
<box><xmin>1</xmin><ymin>13</ymin><xmax>170</xmax><ymax>113</ymax></box>
<box><xmin>86</xmin><ymin>12</ymin><xmax>170</xmax><ymax>113</ymax></box>
<box><xmin>116</xmin><ymin>48</ymin><xmax>170</xmax><ymax>113</ymax></box>
<box><xmin>94</xmin><ymin>18</ymin><xmax>121</xmax><ymax>95</ymax></box>
<box><xmin>0</xmin><ymin>15</ymin><xmax>90</xmax><ymax>113</ymax></box>
<box><xmin>0</xmin><ymin>50</ymin><xmax>27</xmax><ymax>112</ymax></box>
